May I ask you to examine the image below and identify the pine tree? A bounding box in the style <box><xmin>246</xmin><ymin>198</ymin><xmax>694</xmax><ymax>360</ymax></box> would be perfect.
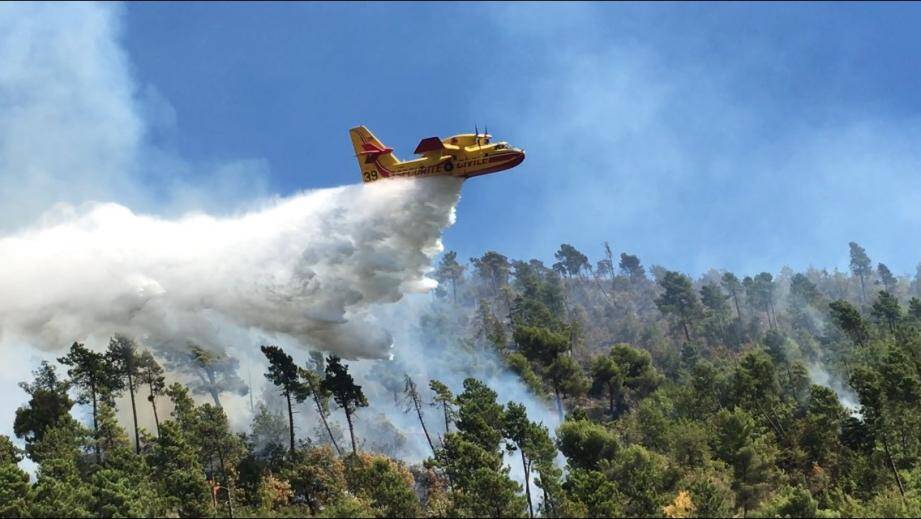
<box><xmin>299</xmin><ymin>363</ymin><xmax>343</xmax><ymax>456</ymax></box>
<box><xmin>196</xmin><ymin>404</ymin><xmax>245</xmax><ymax>517</ymax></box>
<box><xmin>165</xmin><ymin>382</ymin><xmax>198</xmax><ymax>432</ymax></box>
<box><xmin>137</xmin><ymin>350</ymin><xmax>166</xmax><ymax>437</ymax></box>
<box><xmin>260</xmin><ymin>345</ymin><xmax>309</xmax><ymax>457</ymax></box>
<box><xmin>503</xmin><ymin>402</ymin><xmax>547</xmax><ymax>518</ymax></box>
<box><xmin>441</xmin><ymin>378</ymin><xmax>527</xmax><ymax>517</ymax></box>
<box><xmin>403</xmin><ymin>374</ymin><xmax>436</xmax><ymax>455</ymax></box>
<box><xmin>722</xmin><ymin>271</ymin><xmax>744</xmax><ymax>320</ymax></box>
<box><xmin>829</xmin><ymin>300</ymin><xmax>870</xmax><ymax>346</ymax></box>
<box><xmin>557</xmin><ymin>419</ymin><xmax>620</xmax><ymax>471</ymax></box>
<box><xmin>619</xmin><ymin>252</ymin><xmax>646</xmax><ymax>280</ymax></box>
<box><xmin>0</xmin><ymin>435</ymin><xmax>31</xmax><ymax>517</ymax></box>
<box><xmin>745</xmin><ymin>273</ymin><xmax>777</xmax><ymax>329</ymax></box>
<box><xmin>789</xmin><ymin>273</ymin><xmax>821</xmax><ymax>332</ymax></box>
<box><xmin>513</xmin><ymin>325</ymin><xmax>586</xmax><ymax>419</ymax></box>
<box><xmin>529</xmin><ymin>422</ymin><xmax>562</xmax><ymax>517</ymax></box>
<box><xmin>849</xmin><ymin>242</ymin><xmax>873</xmax><ymax>305</ymax></box>
<box><xmin>58</xmin><ymin>341</ymin><xmax>123</xmax><ymax>463</ymax></box>
<box><xmin>455</xmin><ymin>379</ymin><xmax>505</xmax><ymax>452</ymax></box>
<box><xmin>871</xmin><ymin>290</ymin><xmax>902</xmax><ymax>334</ymax></box>
<box><xmin>346</xmin><ymin>453</ymin><xmax>421</xmax><ymax>517</ymax></box>
<box><xmin>166</xmin><ymin>344</ymin><xmax>249</xmax><ymax>408</ymax></box>
<box><xmin>655</xmin><ymin>271</ymin><xmax>704</xmax><ymax>343</ymax></box>
<box><xmin>436</xmin><ymin>251</ymin><xmax>466</xmax><ymax>304</ymax></box>
<box><xmin>590</xmin><ymin>355</ymin><xmax>624</xmax><ymax>417</ymax></box>
<box><xmin>553</xmin><ymin>243</ymin><xmax>590</xmax><ymax>278</ymax></box>
<box><xmin>590</xmin><ymin>344</ymin><xmax>660</xmax><ymax>418</ymax></box>
<box><xmin>283</xmin><ymin>445</ymin><xmax>347</xmax><ymax>513</ymax></box>
<box><xmin>322</xmin><ymin>355</ymin><xmax>368</xmax><ymax>456</ymax></box>
<box><xmin>13</xmin><ymin>361</ymin><xmax>75</xmax><ymax>459</ymax></box>
<box><xmin>107</xmin><ymin>335</ymin><xmax>144</xmax><ymax>454</ymax></box>
<box><xmin>429</xmin><ymin>379</ymin><xmax>455</xmax><ymax>440</ymax></box>
<box><xmin>146</xmin><ymin>421</ymin><xmax>212</xmax><ymax>517</ymax></box>
<box><xmin>248</xmin><ymin>402</ymin><xmax>288</xmax><ymax>462</ymax></box>
<box><xmin>548</xmin><ymin>356</ymin><xmax>589</xmax><ymax>421</ymax></box>
<box><xmin>471</xmin><ymin>251</ymin><xmax>511</xmax><ymax>299</ymax></box>
<box><xmin>90</xmin><ymin>404</ymin><xmax>163</xmax><ymax>516</ymax></box>
<box><xmin>877</xmin><ymin>263</ymin><xmax>897</xmax><ymax>293</ymax></box>
<box><xmin>562</xmin><ymin>468</ymin><xmax>621</xmax><ymax>517</ymax></box>
<box><xmin>29</xmin><ymin>420</ymin><xmax>93</xmax><ymax>518</ymax></box>
<box><xmin>700</xmin><ymin>283</ymin><xmax>732</xmax><ymax>343</ymax></box>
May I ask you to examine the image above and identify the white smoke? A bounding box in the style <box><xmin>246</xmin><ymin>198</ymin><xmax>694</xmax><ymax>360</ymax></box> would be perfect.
<box><xmin>807</xmin><ymin>362</ymin><xmax>861</xmax><ymax>416</ymax></box>
<box><xmin>0</xmin><ymin>177</ymin><xmax>462</xmax><ymax>359</ymax></box>
<box><xmin>0</xmin><ymin>3</ymin><xmax>148</xmax><ymax>231</ymax></box>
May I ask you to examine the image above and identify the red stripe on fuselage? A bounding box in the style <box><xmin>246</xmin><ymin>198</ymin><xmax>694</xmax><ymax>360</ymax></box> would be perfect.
<box><xmin>373</xmin><ymin>157</ymin><xmax>393</xmax><ymax>177</ymax></box>
<box><xmin>464</xmin><ymin>153</ymin><xmax>525</xmax><ymax>177</ymax></box>
<box><xmin>372</xmin><ymin>150</ymin><xmax>522</xmax><ymax>180</ymax></box>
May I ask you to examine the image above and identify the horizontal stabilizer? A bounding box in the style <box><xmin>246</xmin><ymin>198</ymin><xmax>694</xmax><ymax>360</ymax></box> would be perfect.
<box><xmin>358</xmin><ymin>142</ymin><xmax>393</xmax><ymax>156</ymax></box>
<box><xmin>414</xmin><ymin>137</ymin><xmax>445</xmax><ymax>154</ymax></box>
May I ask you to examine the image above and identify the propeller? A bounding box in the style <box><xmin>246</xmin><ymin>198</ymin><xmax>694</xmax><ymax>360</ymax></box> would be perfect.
<box><xmin>475</xmin><ymin>124</ymin><xmax>479</xmax><ymax>145</ymax></box>
<box><xmin>484</xmin><ymin>125</ymin><xmax>488</xmax><ymax>144</ymax></box>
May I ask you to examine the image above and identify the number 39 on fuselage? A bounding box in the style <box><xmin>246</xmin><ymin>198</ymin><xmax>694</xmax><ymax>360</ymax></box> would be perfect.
<box><xmin>349</xmin><ymin>126</ymin><xmax>525</xmax><ymax>183</ymax></box>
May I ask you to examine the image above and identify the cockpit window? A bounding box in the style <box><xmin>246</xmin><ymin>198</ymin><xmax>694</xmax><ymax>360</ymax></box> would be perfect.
<box><xmin>494</xmin><ymin>143</ymin><xmax>507</xmax><ymax>150</ymax></box>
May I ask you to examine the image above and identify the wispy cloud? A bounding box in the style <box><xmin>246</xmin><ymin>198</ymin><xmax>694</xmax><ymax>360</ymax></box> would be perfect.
<box><xmin>0</xmin><ymin>3</ymin><xmax>272</xmax><ymax>232</ymax></box>
<box><xmin>0</xmin><ymin>3</ymin><xmax>276</xmax><ymax>443</ymax></box>
<box><xmin>0</xmin><ymin>3</ymin><xmax>143</xmax><ymax>228</ymax></box>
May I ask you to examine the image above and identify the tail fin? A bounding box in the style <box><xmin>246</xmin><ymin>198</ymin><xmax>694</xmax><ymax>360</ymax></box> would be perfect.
<box><xmin>350</xmin><ymin>126</ymin><xmax>400</xmax><ymax>182</ymax></box>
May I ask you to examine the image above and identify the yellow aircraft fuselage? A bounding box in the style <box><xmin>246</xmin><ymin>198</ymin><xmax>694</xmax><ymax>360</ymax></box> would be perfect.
<box><xmin>349</xmin><ymin>126</ymin><xmax>525</xmax><ymax>183</ymax></box>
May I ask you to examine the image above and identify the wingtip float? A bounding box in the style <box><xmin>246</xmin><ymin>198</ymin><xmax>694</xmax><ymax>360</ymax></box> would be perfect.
<box><xmin>349</xmin><ymin>125</ymin><xmax>525</xmax><ymax>183</ymax></box>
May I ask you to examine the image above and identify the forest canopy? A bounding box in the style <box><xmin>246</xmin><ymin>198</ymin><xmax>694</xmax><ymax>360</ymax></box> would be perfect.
<box><xmin>2</xmin><ymin>241</ymin><xmax>921</xmax><ymax>518</ymax></box>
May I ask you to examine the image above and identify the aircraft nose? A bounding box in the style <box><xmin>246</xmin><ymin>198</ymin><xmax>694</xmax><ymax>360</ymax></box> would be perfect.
<box><xmin>512</xmin><ymin>149</ymin><xmax>525</xmax><ymax>167</ymax></box>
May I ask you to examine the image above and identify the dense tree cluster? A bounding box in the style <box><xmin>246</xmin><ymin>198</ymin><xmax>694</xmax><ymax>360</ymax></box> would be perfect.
<box><xmin>423</xmin><ymin>241</ymin><xmax>921</xmax><ymax>517</ymax></box>
<box><xmin>3</xmin><ymin>240</ymin><xmax>921</xmax><ymax>517</ymax></box>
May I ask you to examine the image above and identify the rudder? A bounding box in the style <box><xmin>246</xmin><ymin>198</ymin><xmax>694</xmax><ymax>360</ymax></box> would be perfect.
<box><xmin>350</xmin><ymin>126</ymin><xmax>399</xmax><ymax>182</ymax></box>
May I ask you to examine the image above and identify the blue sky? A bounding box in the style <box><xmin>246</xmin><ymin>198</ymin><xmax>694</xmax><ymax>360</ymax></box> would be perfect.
<box><xmin>47</xmin><ymin>3</ymin><xmax>921</xmax><ymax>275</ymax></box>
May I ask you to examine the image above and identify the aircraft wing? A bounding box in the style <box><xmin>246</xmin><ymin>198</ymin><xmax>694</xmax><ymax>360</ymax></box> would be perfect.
<box><xmin>414</xmin><ymin>137</ymin><xmax>445</xmax><ymax>155</ymax></box>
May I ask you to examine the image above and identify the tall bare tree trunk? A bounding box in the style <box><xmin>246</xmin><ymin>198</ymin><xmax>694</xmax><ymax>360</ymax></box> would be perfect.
<box><xmin>858</xmin><ymin>273</ymin><xmax>867</xmax><ymax>307</ymax></box>
<box><xmin>148</xmin><ymin>382</ymin><xmax>160</xmax><ymax>438</ymax></box>
<box><xmin>883</xmin><ymin>435</ymin><xmax>906</xmax><ymax>499</ymax></box>
<box><xmin>554</xmin><ymin>387</ymin><xmax>564</xmax><ymax>421</ymax></box>
<box><xmin>218</xmin><ymin>449</ymin><xmax>235</xmax><ymax>518</ymax></box>
<box><xmin>205</xmin><ymin>368</ymin><xmax>222</xmax><ymax>408</ymax></box>
<box><xmin>304</xmin><ymin>375</ymin><xmax>342</xmax><ymax>456</ymax></box>
<box><xmin>411</xmin><ymin>391</ymin><xmax>436</xmax><ymax>456</ymax></box>
<box><xmin>285</xmin><ymin>390</ymin><xmax>295</xmax><ymax>457</ymax></box>
<box><xmin>312</xmin><ymin>392</ymin><xmax>342</xmax><ymax>456</ymax></box>
<box><xmin>521</xmin><ymin>450</ymin><xmax>533</xmax><ymax>518</ymax></box>
<box><xmin>345</xmin><ymin>407</ymin><xmax>357</xmax><ymax>456</ymax></box>
<box><xmin>91</xmin><ymin>383</ymin><xmax>101</xmax><ymax>463</ymax></box>
<box><xmin>127</xmin><ymin>370</ymin><xmax>140</xmax><ymax>454</ymax></box>
<box><xmin>442</xmin><ymin>402</ymin><xmax>451</xmax><ymax>437</ymax></box>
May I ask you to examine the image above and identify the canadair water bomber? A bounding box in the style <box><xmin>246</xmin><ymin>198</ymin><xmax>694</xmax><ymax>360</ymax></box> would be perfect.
<box><xmin>350</xmin><ymin>126</ymin><xmax>525</xmax><ymax>182</ymax></box>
